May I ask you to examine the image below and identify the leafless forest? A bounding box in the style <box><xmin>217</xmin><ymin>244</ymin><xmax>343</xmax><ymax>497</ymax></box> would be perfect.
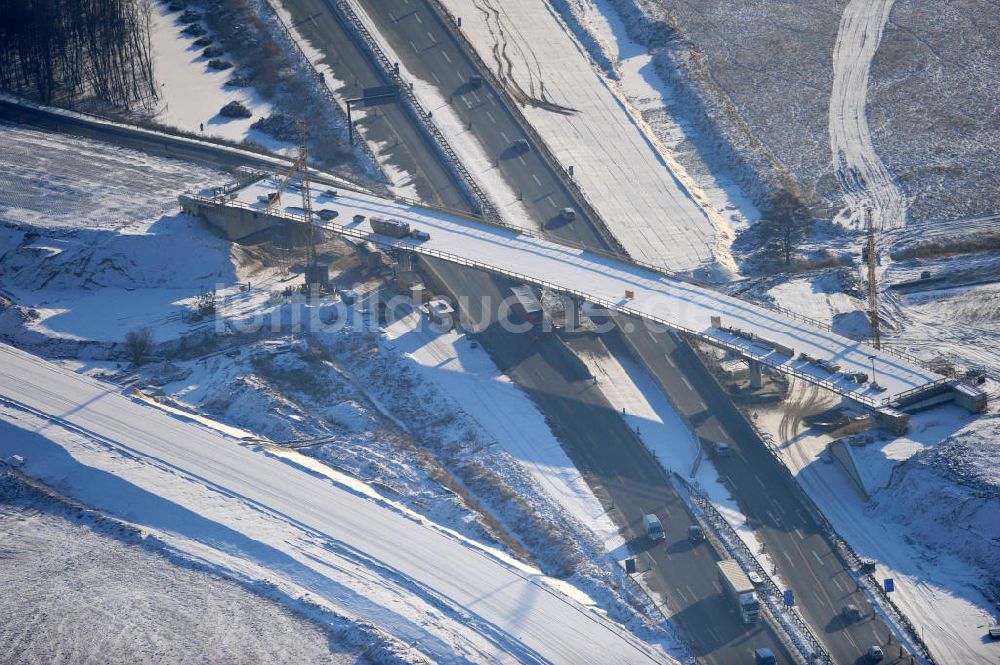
<box><xmin>0</xmin><ymin>0</ymin><xmax>158</xmax><ymax>109</ymax></box>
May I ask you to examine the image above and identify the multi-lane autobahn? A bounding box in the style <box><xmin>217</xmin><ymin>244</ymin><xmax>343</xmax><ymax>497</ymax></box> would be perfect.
<box><xmin>1</xmin><ymin>0</ymin><xmax>917</xmax><ymax>660</ymax></box>
<box><xmin>301</xmin><ymin>1</ymin><xmax>915</xmax><ymax>662</ymax></box>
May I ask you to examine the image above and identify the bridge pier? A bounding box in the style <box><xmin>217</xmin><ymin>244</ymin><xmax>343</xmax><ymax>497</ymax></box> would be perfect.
<box><xmin>397</xmin><ymin>250</ymin><xmax>416</xmax><ymax>273</ymax></box>
<box><xmin>565</xmin><ymin>296</ymin><xmax>583</xmax><ymax>332</ymax></box>
<box><xmin>748</xmin><ymin>359</ymin><xmax>763</xmax><ymax>390</ymax></box>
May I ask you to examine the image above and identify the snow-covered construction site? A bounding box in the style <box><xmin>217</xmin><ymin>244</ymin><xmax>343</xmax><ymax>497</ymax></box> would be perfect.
<box><xmin>1</xmin><ymin>0</ymin><xmax>998</xmax><ymax>663</ymax></box>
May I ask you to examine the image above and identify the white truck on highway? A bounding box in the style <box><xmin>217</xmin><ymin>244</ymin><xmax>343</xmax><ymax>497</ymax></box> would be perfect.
<box><xmin>717</xmin><ymin>559</ymin><xmax>760</xmax><ymax>624</ymax></box>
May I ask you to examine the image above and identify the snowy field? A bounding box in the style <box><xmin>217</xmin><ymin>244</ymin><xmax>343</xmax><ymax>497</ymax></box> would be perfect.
<box><xmin>828</xmin><ymin>0</ymin><xmax>906</xmax><ymax>231</ymax></box>
<box><xmin>632</xmin><ymin>0</ymin><xmax>848</xmax><ymax>206</ymax></box>
<box><xmin>0</xmin><ymin>343</ymin><xmax>668</xmax><ymax>664</ymax></box>
<box><xmin>868</xmin><ymin>0</ymin><xmax>1000</xmax><ymax>224</ymax></box>
<box><xmin>382</xmin><ymin>310</ymin><xmax>625</xmax><ymax>554</ymax></box>
<box><xmin>0</xmin><ymin>123</ymin><xmax>285</xmax><ymax>346</ymax></box>
<box><xmin>0</xmin><ymin>473</ymin><xmax>355</xmax><ymax>665</ymax></box>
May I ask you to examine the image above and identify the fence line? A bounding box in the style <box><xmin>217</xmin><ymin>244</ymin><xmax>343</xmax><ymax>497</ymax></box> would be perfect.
<box><xmin>676</xmin><ymin>476</ymin><xmax>832</xmax><ymax>664</ymax></box>
<box><xmin>323</xmin><ymin>0</ymin><xmax>498</xmax><ymax>220</ymax></box>
<box><xmin>747</xmin><ymin>418</ymin><xmax>935</xmax><ymax>662</ymax></box>
<box><xmin>262</xmin><ymin>0</ymin><xmax>382</xmax><ymax>173</ymax></box>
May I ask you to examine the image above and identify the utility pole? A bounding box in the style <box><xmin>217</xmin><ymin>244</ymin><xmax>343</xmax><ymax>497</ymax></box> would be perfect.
<box><xmin>296</xmin><ymin>121</ymin><xmax>318</xmax><ymax>287</ymax></box>
<box><xmin>865</xmin><ymin>207</ymin><xmax>881</xmax><ymax>350</ymax></box>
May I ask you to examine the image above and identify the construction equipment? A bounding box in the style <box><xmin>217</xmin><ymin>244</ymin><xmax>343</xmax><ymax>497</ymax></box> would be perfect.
<box><xmin>865</xmin><ymin>207</ymin><xmax>881</xmax><ymax>349</ymax></box>
<box><xmin>266</xmin><ymin>121</ymin><xmax>322</xmax><ymax>287</ymax></box>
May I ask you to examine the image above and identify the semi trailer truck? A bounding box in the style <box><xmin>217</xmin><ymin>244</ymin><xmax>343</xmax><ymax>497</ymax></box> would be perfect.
<box><xmin>717</xmin><ymin>559</ymin><xmax>760</xmax><ymax>624</ymax></box>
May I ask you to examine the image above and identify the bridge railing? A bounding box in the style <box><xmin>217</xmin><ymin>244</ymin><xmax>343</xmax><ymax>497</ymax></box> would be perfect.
<box><xmin>188</xmin><ymin>194</ymin><xmax>941</xmax><ymax>406</ymax></box>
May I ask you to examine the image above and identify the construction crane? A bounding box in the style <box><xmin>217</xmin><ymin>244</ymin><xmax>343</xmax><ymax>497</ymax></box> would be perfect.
<box><xmin>865</xmin><ymin>207</ymin><xmax>881</xmax><ymax>350</ymax></box>
<box><xmin>265</xmin><ymin>121</ymin><xmax>321</xmax><ymax>288</ymax></box>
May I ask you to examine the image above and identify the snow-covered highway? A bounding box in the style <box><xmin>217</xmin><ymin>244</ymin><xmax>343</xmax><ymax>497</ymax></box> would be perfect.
<box><xmin>0</xmin><ymin>343</ymin><xmax>665</xmax><ymax>664</ymax></box>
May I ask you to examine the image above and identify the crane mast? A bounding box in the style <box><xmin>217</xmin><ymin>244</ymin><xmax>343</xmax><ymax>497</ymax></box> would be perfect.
<box><xmin>866</xmin><ymin>207</ymin><xmax>881</xmax><ymax>350</ymax></box>
<box><xmin>263</xmin><ymin>121</ymin><xmax>320</xmax><ymax>288</ymax></box>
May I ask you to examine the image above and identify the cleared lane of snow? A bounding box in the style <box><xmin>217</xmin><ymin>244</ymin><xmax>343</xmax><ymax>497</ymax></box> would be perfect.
<box><xmin>0</xmin><ymin>343</ymin><xmax>664</xmax><ymax>665</ymax></box>
<box><xmin>437</xmin><ymin>0</ymin><xmax>724</xmax><ymax>275</ymax></box>
<box><xmin>216</xmin><ymin>180</ymin><xmax>940</xmax><ymax>405</ymax></box>
<box><xmin>829</xmin><ymin>0</ymin><xmax>907</xmax><ymax>231</ymax></box>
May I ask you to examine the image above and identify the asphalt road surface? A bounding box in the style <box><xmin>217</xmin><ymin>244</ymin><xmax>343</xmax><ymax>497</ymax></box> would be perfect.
<box><xmin>420</xmin><ymin>258</ymin><xmax>794</xmax><ymax>664</ymax></box>
<box><xmin>616</xmin><ymin>320</ymin><xmax>907</xmax><ymax>664</ymax></box>
<box><xmin>1</xmin><ymin>0</ymin><xmax>911</xmax><ymax>659</ymax></box>
<box><xmin>347</xmin><ymin>3</ymin><xmax>913</xmax><ymax>662</ymax></box>
<box><xmin>355</xmin><ymin>0</ymin><xmax>608</xmax><ymax>248</ymax></box>
<box><xmin>280</xmin><ymin>0</ymin><xmax>467</xmax><ymax>210</ymax></box>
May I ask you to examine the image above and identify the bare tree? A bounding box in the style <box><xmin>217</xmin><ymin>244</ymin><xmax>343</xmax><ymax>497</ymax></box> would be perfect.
<box><xmin>0</xmin><ymin>0</ymin><xmax>157</xmax><ymax>109</ymax></box>
<box><xmin>759</xmin><ymin>186</ymin><xmax>812</xmax><ymax>266</ymax></box>
<box><xmin>125</xmin><ymin>327</ymin><xmax>155</xmax><ymax>365</ymax></box>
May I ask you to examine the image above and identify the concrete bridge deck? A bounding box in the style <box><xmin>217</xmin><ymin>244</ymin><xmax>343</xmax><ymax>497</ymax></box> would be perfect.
<box><xmin>183</xmin><ymin>177</ymin><xmax>982</xmax><ymax>412</ymax></box>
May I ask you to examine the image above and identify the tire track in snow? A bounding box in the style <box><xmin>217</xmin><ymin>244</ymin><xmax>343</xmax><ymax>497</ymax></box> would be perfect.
<box><xmin>829</xmin><ymin>0</ymin><xmax>907</xmax><ymax>232</ymax></box>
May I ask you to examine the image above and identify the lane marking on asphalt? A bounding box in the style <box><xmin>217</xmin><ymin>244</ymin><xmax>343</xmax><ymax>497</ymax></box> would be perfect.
<box><xmin>546</xmin><ymin>196</ymin><xmax>557</xmax><ymax>209</ymax></box>
<box><xmin>463</xmin><ymin>97</ymin><xmax>472</xmax><ymax>109</ymax></box>
<box><xmin>442</xmin><ymin>50</ymin><xmax>451</xmax><ymax>63</ymax></box>
<box><xmin>414</xmin><ymin>11</ymin><xmax>422</xmax><ymax>24</ymax></box>
<box><xmin>767</xmin><ymin>510</ymin><xmax>781</xmax><ymax>528</ymax></box>
<box><xmin>531</xmin><ymin>173</ymin><xmax>541</xmax><ymax>186</ymax></box>
<box><xmin>430</xmin><ymin>71</ymin><xmax>440</xmax><ymax>83</ymax></box>
<box><xmin>712</xmin><ymin>581</ymin><xmax>722</xmax><ymax>593</ymax></box>
<box><xmin>832</xmin><ymin>577</ymin><xmax>844</xmax><ymax>592</ymax></box>
<box><xmin>771</xmin><ymin>500</ymin><xmax>786</xmax><ymax>516</ymax></box>
<box><xmin>517</xmin><ymin>155</ymin><xmax>526</xmax><ymax>166</ymax></box>
<box><xmin>812</xmin><ymin>590</ymin><xmax>827</xmax><ymax>608</ymax></box>
<box><xmin>754</xmin><ymin>474</ymin><xmax>766</xmax><ymax>489</ymax></box>
<box><xmin>675</xmin><ymin>586</ymin><xmax>688</xmax><ymax>602</ymax></box>
<box><xmin>871</xmin><ymin>626</ymin><xmax>881</xmax><ymax>644</ymax></box>
<box><xmin>705</xmin><ymin>625</ymin><xmax>720</xmax><ymax>642</ymax></box>
<box><xmin>470</xmin><ymin>91</ymin><xmax>481</xmax><ymax>104</ymax></box>
<box><xmin>486</xmin><ymin>111</ymin><xmax>496</xmax><ymax>124</ymax></box>
<box><xmin>782</xmin><ymin>550</ymin><xmax>795</xmax><ymax>568</ymax></box>
<box><xmin>681</xmin><ymin>375</ymin><xmax>693</xmax><ymax>391</ymax></box>
<box><xmin>811</xmin><ymin>550</ymin><xmax>823</xmax><ymax>565</ymax></box>
<box><xmin>499</xmin><ymin>131</ymin><xmax>509</xmax><ymax>143</ymax></box>
<box><xmin>409</xmin><ymin>40</ymin><xmax>418</xmax><ymax>54</ymax></box>
<box><xmin>426</xmin><ymin>31</ymin><xmax>435</xmax><ymax>44</ymax></box>
<box><xmin>686</xmin><ymin>586</ymin><xmax>697</xmax><ymax>602</ymax></box>
<box><xmin>795</xmin><ymin>527</ymin><xmax>806</xmax><ymax>541</ymax></box>
<box><xmin>647</xmin><ymin>330</ymin><xmax>656</xmax><ymax>341</ymax></box>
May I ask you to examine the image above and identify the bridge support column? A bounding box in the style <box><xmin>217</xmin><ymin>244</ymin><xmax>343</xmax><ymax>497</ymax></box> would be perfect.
<box><xmin>748</xmin><ymin>359</ymin><xmax>763</xmax><ymax>390</ymax></box>
<box><xmin>397</xmin><ymin>251</ymin><xmax>414</xmax><ymax>273</ymax></box>
<box><xmin>565</xmin><ymin>296</ymin><xmax>583</xmax><ymax>332</ymax></box>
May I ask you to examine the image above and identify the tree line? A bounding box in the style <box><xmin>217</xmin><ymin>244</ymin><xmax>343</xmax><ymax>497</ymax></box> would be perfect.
<box><xmin>0</xmin><ymin>0</ymin><xmax>157</xmax><ymax>109</ymax></box>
